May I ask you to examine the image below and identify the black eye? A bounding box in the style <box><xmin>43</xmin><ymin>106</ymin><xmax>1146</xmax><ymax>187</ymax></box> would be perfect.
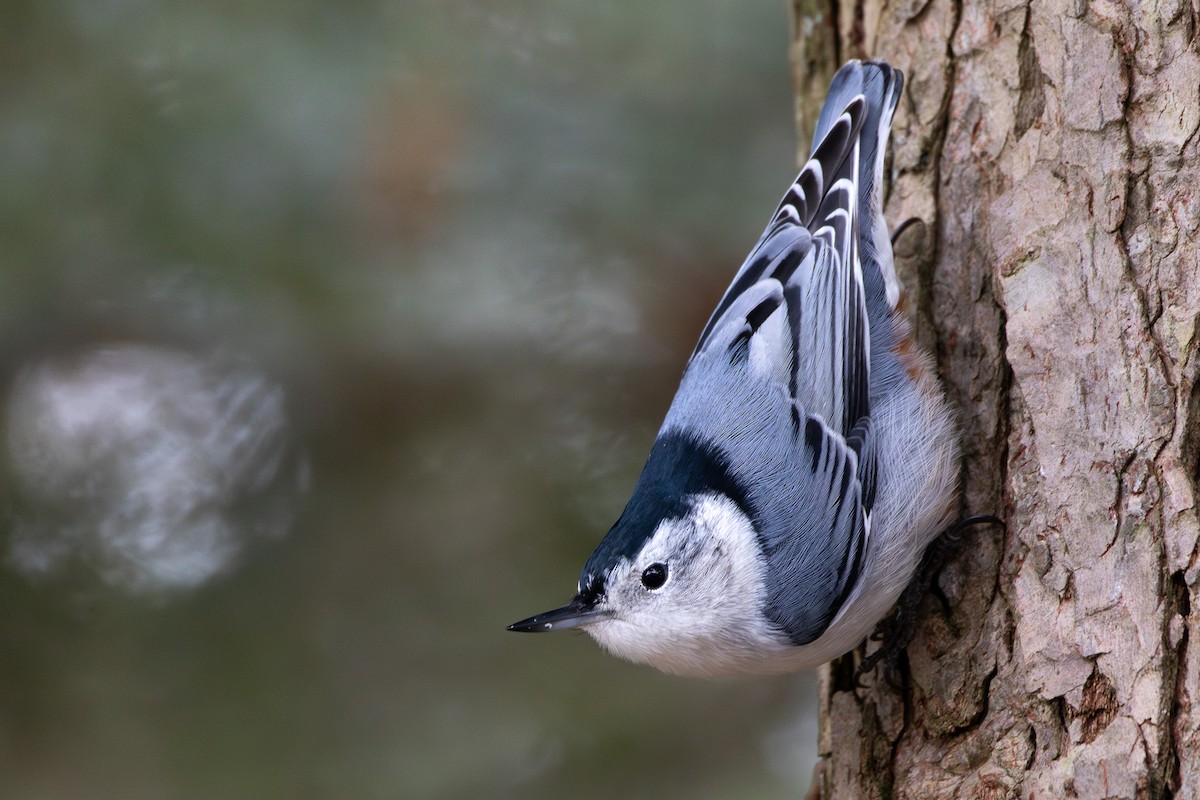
<box><xmin>640</xmin><ymin>562</ymin><xmax>668</xmax><ymax>590</ymax></box>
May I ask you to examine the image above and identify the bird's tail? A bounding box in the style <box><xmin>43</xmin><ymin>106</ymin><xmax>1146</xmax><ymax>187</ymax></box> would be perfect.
<box><xmin>773</xmin><ymin>61</ymin><xmax>904</xmax><ymax>315</ymax></box>
<box><xmin>818</xmin><ymin>61</ymin><xmax>902</xmax><ymax>312</ymax></box>
<box><xmin>816</xmin><ymin>59</ymin><xmax>902</xmax><ymax>314</ymax></box>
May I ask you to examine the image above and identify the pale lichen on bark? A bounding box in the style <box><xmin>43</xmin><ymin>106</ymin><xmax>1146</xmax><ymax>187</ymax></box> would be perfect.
<box><xmin>791</xmin><ymin>0</ymin><xmax>1200</xmax><ymax>797</ymax></box>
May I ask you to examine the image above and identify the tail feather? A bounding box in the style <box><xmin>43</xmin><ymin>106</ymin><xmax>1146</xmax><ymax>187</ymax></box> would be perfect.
<box><xmin>808</xmin><ymin>61</ymin><xmax>904</xmax><ymax>314</ymax></box>
<box><xmin>760</xmin><ymin>61</ymin><xmax>905</xmax><ymax>319</ymax></box>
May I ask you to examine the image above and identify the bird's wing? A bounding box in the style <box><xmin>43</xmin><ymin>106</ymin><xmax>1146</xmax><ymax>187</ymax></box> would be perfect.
<box><xmin>760</xmin><ymin>410</ymin><xmax>870</xmax><ymax>644</ymax></box>
<box><xmin>676</xmin><ymin>62</ymin><xmax>903</xmax><ymax>644</ymax></box>
<box><xmin>690</xmin><ymin>94</ymin><xmax>870</xmax><ymax>443</ymax></box>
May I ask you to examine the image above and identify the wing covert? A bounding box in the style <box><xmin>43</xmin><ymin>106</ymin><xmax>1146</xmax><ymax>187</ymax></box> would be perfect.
<box><xmin>757</xmin><ymin>411</ymin><xmax>869</xmax><ymax>645</ymax></box>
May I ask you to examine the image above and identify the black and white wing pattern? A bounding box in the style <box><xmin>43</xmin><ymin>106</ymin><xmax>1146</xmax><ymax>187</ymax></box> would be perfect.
<box><xmin>676</xmin><ymin>61</ymin><xmax>902</xmax><ymax>645</ymax></box>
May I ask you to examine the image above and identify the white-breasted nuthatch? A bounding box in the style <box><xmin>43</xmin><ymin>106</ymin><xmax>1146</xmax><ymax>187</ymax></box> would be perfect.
<box><xmin>508</xmin><ymin>61</ymin><xmax>960</xmax><ymax>677</ymax></box>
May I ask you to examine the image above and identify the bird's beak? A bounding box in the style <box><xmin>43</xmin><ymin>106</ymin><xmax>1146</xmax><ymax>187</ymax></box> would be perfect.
<box><xmin>507</xmin><ymin>595</ymin><xmax>605</xmax><ymax>633</ymax></box>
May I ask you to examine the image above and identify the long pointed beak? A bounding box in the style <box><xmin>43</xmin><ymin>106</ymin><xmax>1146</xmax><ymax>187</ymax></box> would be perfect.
<box><xmin>507</xmin><ymin>595</ymin><xmax>605</xmax><ymax>633</ymax></box>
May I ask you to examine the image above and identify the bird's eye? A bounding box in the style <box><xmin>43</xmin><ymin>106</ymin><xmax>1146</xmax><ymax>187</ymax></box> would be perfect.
<box><xmin>640</xmin><ymin>562</ymin><xmax>668</xmax><ymax>590</ymax></box>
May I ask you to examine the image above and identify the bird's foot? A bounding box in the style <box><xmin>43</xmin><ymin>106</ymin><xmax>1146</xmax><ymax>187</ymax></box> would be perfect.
<box><xmin>854</xmin><ymin>514</ymin><xmax>1005</xmax><ymax>689</ymax></box>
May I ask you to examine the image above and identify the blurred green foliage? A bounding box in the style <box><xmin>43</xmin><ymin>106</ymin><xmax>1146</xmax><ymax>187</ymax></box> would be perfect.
<box><xmin>0</xmin><ymin>1</ymin><xmax>816</xmax><ymax>798</ymax></box>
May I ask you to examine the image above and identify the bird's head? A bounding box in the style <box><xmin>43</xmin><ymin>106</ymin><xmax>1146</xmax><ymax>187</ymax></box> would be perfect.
<box><xmin>508</xmin><ymin>433</ymin><xmax>790</xmax><ymax>676</ymax></box>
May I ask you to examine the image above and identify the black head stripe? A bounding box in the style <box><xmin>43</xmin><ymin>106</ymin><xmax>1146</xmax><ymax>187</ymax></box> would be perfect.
<box><xmin>581</xmin><ymin>431</ymin><xmax>755</xmax><ymax>584</ymax></box>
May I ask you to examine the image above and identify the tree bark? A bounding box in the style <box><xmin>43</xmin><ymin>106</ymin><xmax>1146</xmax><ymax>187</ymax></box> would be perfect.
<box><xmin>790</xmin><ymin>1</ymin><xmax>1200</xmax><ymax>797</ymax></box>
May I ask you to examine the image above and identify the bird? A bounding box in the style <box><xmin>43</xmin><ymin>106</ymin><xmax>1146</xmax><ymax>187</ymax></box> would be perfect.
<box><xmin>508</xmin><ymin>60</ymin><xmax>960</xmax><ymax>677</ymax></box>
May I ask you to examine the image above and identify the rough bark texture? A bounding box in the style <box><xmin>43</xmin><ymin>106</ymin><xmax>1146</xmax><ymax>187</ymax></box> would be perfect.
<box><xmin>790</xmin><ymin>1</ymin><xmax>1200</xmax><ymax>797</ymax></box>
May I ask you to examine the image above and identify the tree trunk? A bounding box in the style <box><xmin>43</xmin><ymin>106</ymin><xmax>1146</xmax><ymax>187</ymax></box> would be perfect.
<box><xmin>790</xmin><ymin>1</ymin><xmax>1200</xmax><ymax>797</ymax></box>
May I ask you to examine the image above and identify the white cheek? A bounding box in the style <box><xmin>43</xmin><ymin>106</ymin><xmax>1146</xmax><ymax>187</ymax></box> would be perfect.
<box><xmin>691</xmin><ymin>497</ymin><xmax>770</xmax><ymax>595</ymax></box>
<box><xmin>584</xmin><ymin>495</ymin><xmax>791</xmax><ymax>677</ymax></box>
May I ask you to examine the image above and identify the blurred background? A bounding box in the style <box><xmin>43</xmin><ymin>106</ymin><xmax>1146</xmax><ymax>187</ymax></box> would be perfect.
<box><xmin>0</xmin><ymin>1</ymin><xmax>816</xmax><ymax>797</ymax></box>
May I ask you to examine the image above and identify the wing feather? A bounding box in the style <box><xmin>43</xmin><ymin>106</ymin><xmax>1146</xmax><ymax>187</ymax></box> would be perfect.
<box><xmin>755</xmin><ymin>412</ymin><xmax>868</xmax><ymax>645</ymax></box>
<box><xmin>665</xmin><ymin>61</ymin><xmax>902</xmax><ymax>647</ymax></box>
